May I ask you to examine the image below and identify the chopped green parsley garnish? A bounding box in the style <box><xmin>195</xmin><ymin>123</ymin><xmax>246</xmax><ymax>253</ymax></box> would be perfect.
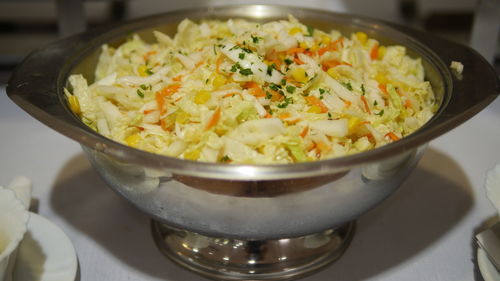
<box><xmin>239</xmin><ymin>68</ymin><xmax>253</xmax><ymax>76</ymax></box>
<box><xmin>145</xmin><ymin>68</ymin><xmax>154</xmax><ymax>75</ymax></box>
<box><xmin>342</xmin><ymin>81</ymin><xmax>353</xmax><ymax>91</ymax></box>
<box><xmin>136</xmin><ymin>89</ymin><xmax>144</xmax><ymax>98</ymax></box>
<box><xmin>238</xmin><ymin>53</ymin><xmax>245</xmax><ymax>59</ymax></box>
<box><xmin>361</xmin><ymin>84</ymin><xmax>366</xmax><ymax>95</ymax></box>
<box><xmin>306</xmin><ymin>26</ymin><xmax>315</xmax><ymax>37</ymax></box>
<box><xmin>277</xmin><ymin>97</ymin><xmax>293</xmax><ymax>108</ymax></box>
<box><xmin>219</xmin><ymin>155</ymin><xmax>231</xmax><ymax>162</ymax></box>
<box><xmin>230</xmin><ymin>62</ymin><xmax>241</xmax><ymax>72</ymax></box>
<box><xmin>286</xmin><ymin>85</ymin><xmax>296</xmax><ymax>94</ymax></box>
<box><xmin>269</xmin><ymin>83</ymin><xmax>280</xmax><ymax>91</ymax></box>
<box><xmin>266</xmin><ymin>65</ymin><xmax>273</xmax><ymax>76</ymax></box>
<box><xmin>284</xmin><ymin>58</ymin><xmax>293</xmax><ymax>65</ymax></box>
<box><xmin>251</xmin><ymin>35</ymin><xmax>262</xmax><ymax>43</ymax></box>
<box><xmin>319</xmin><ymin>88</ymin><xmax>325</xmax><ymax>94</ymax></box>
<box><xmin>375</xmin><ymin>109</ymin><xmax>384</xmax><ymax>116</ymax></box>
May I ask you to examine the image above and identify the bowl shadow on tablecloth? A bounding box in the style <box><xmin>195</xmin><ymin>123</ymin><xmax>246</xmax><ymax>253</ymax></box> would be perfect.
<box><xmin>49</xmin><ymin>148</ymin><xmax>473</xmax><ymax>281</ymax></box>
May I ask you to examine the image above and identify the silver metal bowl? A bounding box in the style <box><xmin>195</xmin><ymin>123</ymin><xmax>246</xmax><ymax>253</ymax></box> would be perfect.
<box><xmin>7</xmin><ymin>5</ymin><xmax>499</xmax><ymax>280</ymax></box>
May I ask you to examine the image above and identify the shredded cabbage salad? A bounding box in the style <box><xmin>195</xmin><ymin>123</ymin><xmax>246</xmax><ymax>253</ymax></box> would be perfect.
<box><xmin>66</xmin><ymin>16</ymin><xmax>437</xmax><ymax>164</ymax></box>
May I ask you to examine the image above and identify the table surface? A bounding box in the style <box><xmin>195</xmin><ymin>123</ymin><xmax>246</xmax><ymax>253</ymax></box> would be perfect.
<box><xmin>1</xmin><ymin>76</ymin><xmax>500</xmax><ymax>281</ymax></box>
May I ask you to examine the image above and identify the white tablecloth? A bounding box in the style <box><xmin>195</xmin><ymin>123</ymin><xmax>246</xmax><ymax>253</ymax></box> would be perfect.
<box><xmin>1</xmin><ymin>79</ymin><xmax>499</xmax><ymax>281</ymax></box>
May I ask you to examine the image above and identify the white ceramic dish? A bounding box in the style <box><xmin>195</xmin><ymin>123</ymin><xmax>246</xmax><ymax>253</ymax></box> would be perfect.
<box><xmin>12</xmin><ymin>213</ymin><xmax>77</xmax><ymax>281</ymax></box>
<box><xmin>478</xmin><ymin>247</ymin><xmax>500</xmax><ymax>281</ymax></box>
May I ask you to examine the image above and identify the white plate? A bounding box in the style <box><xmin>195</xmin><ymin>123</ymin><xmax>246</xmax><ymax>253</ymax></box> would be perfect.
<box><xmin>12</xmin><ymin>213</ymin><xmax>78</xmax><ymax>281</ymax></box>
<box><xmin>478</xmin><ymin>247</ymin><xmax>500</xmax><ymax>281</ymax></box>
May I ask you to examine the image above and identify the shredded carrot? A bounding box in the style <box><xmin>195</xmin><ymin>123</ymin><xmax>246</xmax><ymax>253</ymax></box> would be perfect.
<box><xmin>307</xmin><ymin>142</ymin><xmax>317</xmax><ymax>152</ymax></box>
<box><xmin>344</xmin><ymin>100</ymin><xmax>352</xmax><ymax>108</ymax></box>
<box><xmin>172</xmin><ymin>75</ymin><xmax>183</xmax><ymax>82</ymax></box>
<box><xmin>404</xmin><ymin>99</ymin><xmax>412</xmax><ymax>108</ymax></box>
<box><xmin>143</xmin><ymin>50</ymin><xmax>157</xmax><ymax>61</ymax></box>
<box><xmin>160</xmin><ymin>118</ymin><xmax>171</xmax><ymax>131</ymax></box>
<box><xmin>370</xmin><ymin>43</ymin><xmax>379</xmax><ymax>60</ymax></box>
<box><xmin>265</xmin><ymin>112</ymin><xmax>272</xmax><ymax>118</ymax></box>
<box><xmin>316</xmin><ymin>141</ymin><xmax>331</xmax><ymax>153</ymax></box>
<box><xmin>363</xmin><ymin>133</ymin><xmax>375</xmax><ymax>143</ymax></box>
<box><xmin>305</xmin><ymin>96</ymin><xmax>328</xmax><ymax>113</ymax></box>
<box><xmin>205</xmin><ymin>107</ymin><xmax>221</xmax><ymax>130</ymax></box>
<box><xmin>279</xmin><ymin>112</ymin><xmax>291</xmax><ymax>119</ymax></box>
<box><xmin>195</xmin><ymin>60</ymin><xmax>204</xmax><ymax>68</ymax></box>
<box><xmin>385</xmin><ymin>132</ymin><xmax>400</xmax><ymax>141</ymax></box>
<box><xmin>156</xmin><ymin>84</ymin><xmax>181</xmax><ymax>114</ymax></box>
<box><xmin>318</xmin><ymin>38</ymin><xmax>343</xmax><ymax>56</ymax></box>
<box><xmin>136</xmin><ymin>126</ymin><xmax>145</xmax><ymax>131</ymax></box>
<box><xmin>159</xmin><ymin>84</ymin><xmax>181</xmax><ymax>96</ymax></box>
<box><xmin>360</xmin><ymin>95</ymin><xmax>371</xmax><ymax>114</ymax></box>
<box><xmin>269</xmin><ymin>89</ymin><xmax>284</xmax><ymax>102</ymax></box>
<box><xmin>155</xmin><ymin>92</ymin><xmax>166</xmax><ymax>115</ymax></box>
<box><xmin>286</xmin><ymin>47</ymin><xmax>306</xmax><ymax>55</ymax></box>
<box><xmin>222</xmin><ymin>92</ymin><xmax>240</xmax><ymax>98</ymax></box>
<box><xmin>215</xmin><ymin>55</ymin><xmax>224</xmax><ymax>74</ymax></box>
<box><xmin>293</xmin><ymin>56</ymin><xmax>305</xmax><ymax>65</ymax></box>
<box><xmin>321</xmin><ymin>59</ymin><xmax>340</xmax><ymax>71</ymax></box>
<box><xmin>143</xmin><ymin>109</ymin><xmax>156</xmax><ymax>114</ymax></box>
<box><xmin>244</xmin><ymin>82</ymin><xmax>266</xmax><ymax>97</ymax></box>
<box><xmin>378</xmin><ymin>84</ymin><xmax>388</xmax><ymax>96</ymax></box>
<box><xmin>299</xmin><ymin>126</ymin><xmax>309</xmax><ymax>138</ymax></box>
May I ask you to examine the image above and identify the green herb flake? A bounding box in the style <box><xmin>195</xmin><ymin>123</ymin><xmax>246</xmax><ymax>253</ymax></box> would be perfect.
<box><xmin>230</xmin><ymin>62</ymin><xmax>241</xmax><ymax>72</ymax></box>
<box><xmin>361</xmin><ymin>84</ymin><xmax>366</xmax><ymax>95</ymax></box>
<box><xmin>319</xmin><ymin>88</ymin><xmax>325</xmax><ymax>95</ymax></box>
<box><xmin>286</xmin><ymin>85</ymin><xmax>296</xmax><ymax>94</ymax></box>
<box><xmin>219</xmin><ymin>155</ymin><xmax>231</xmax><ymax>163</ymax></box>
<box><xmin>374</xmin><ymin>100</ymin><xmax>378</xmax><ymax>106</ymax></box>
<box><xmin>342</xmin><ymin>81</ymin><xmax>353</xmax><ymax>91</ymax></box>
<box><xmin>239</xmin><ymin>68</ymin><xmax>253</xmax><ymax>76</ymax></box>
<box><xmin>137</xmin><ymin>89</ymin><xmax>145</xmax><ymax>98</ymax></box>
<box><xmin>140</xmin><ymin>84</ymin><xmax>148</xmax><ymax>90</ymax></box>
<box><xmin>238</xmin><ymin>53</ymin><xmax>245</xmax><ymax>59</ymax></box>
<box><xmin>146</xmin><ymin>68</ymin><xmax>154</xmax><ymax>75</ymax></box>
<box><xmin>375</xmin><ymin>109</ymin><xmax>384</xmax><ymax>116</ymax></box>
<box><xmin>251</xmin><ymin>35</ymin><xmax>261</xmax><ymax>43</ymax></box>
<box><xmin>284</xmin><ymin>58</ymin><xmax>293</xmax><ymax>65</ymax></box>
<box><xmin>266</xmin><ymin>65</ymin><xmax>273</xmax><ymax>76</ymax></box>
<box><xmin>327</xmin><ymin>112</ymin><xmax>332</xmax><ymax>119</ymax></box>
<box><xmin>306</xmin><ymin>26</ymin><xmax>315</xmax><ymax>37</ymax></box>
<box><xmin>269</xmin><ymin>84</ymin><xmax>280</xmax><ymax>91</ymax></box>
<box><xmin>265</xmin><ymin>91</ymin><xmax>273</xmax><ymax>99</ymax></box>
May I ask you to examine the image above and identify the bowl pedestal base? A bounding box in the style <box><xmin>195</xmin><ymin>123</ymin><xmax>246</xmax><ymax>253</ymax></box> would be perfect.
<box><xmin>151</xmin><ymin>221</ymin><xmax>355</xmax><ymax>280</ymax></box>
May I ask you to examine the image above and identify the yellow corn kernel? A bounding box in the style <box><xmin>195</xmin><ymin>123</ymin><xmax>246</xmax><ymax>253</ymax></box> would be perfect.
<box><xmin>375</xmin><ymin>73</ymin><xmax>388</xmax><ymax>85</ymax></box>
<box><xmin>212</xmin><ymin>74</ymin><xmax>227</xmax><ymax>88</ymax></box>
<box><xmin>125</xmin><ymin>134</ymin><xmax>141</xmax><ymax>147</ymax></box>
<box><xmin>175</xmin><ymin>111</ymin><xmax>189</xmax><ymax>124</ymax></box>
<box><xmin>299</xmin><ymin>41</ymin><xmax>309</xmax><ymax>49</ymax></box>
<box><xmin>68</xmin><ymin>95</ymin><xmax>81</xmax><ymax>114</ymax></box>
<box><xmin>291</xmin><ymin>67</ymin><xmax>308</xmax><ymax>83</ymax></box>
<box><xmin>138</xmin><ymin>65</ymin><xmax>148</xmax><ymax>77</ymax></box>
<box><xmin>321</xmin><ymin>35</ymin><xmax>331</xmax><ymax>45</ymax></box>
<box><xmin>184</xmin><ymin>149</ymin><xmax>200</xmax><ymax>160</ymax></box>
<box><xmin>348</xmin><ymin>116</ymin><xmax>361</xmax><ymax>133</ymax></box>
<box><xmin>378</xmin><ymin>46</ymin><xmax>386</xmax><ymax>59</ymax></box>
<box><xmin>307</xmin><ymin>105</ymin><xmax>322</xmax><ymax>114</ymax></box>
<box><xmin>310</xmin><ymin>43</ymin><xmax>319</xmax><ymax>52</ymax></box>
<box><xmin>289</xmin><ymin>27</ymin><xmax>302</xmax><ymax>35</ymax></box>
<box><xmin>194</xmin><ymin>90</ymin><xmax>211</xmax><ymax>104</ymax></box>
<box><xmin>355</xmin><ymin>32</ymin><xmax>368</xmax><ymax>45</ymax></box>
<box><xmin>327</xmin><ymin>68</ymin><xmax>340</xmax><ymax>80</ymax></box>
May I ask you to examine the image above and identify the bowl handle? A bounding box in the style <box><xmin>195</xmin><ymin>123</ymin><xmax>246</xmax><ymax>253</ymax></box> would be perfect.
<box><xmin>391</xmin><ymin>23</ymin><xmax>499</xmax><ymax>133</ymax></box>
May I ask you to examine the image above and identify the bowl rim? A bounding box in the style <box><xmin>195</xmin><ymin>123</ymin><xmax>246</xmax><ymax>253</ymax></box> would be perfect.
<box><xmin>7</xmin><ymin>4</ymin><xmax>499</xmax><ymax>180</ymax></box>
